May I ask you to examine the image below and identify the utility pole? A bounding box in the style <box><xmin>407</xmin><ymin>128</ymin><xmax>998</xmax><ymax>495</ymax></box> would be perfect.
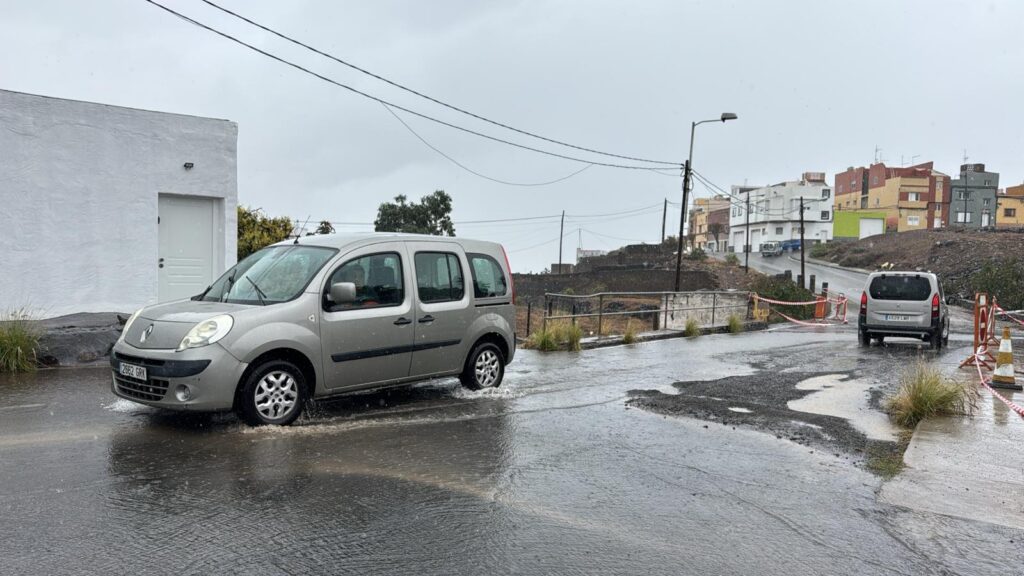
<box><xmin>674</xmin><ymin>160</ymin><xmax>692</xmax><ymax>291</ymax></box>
<box><xmin>661</xmin><ymin>198</ymin><xmax>667</xmax><ymax>243</ymax></box>
<box><xmin>558</xmin><ymin>210</ymin><xmax>565</xmax><ymax>274</ymax></box>
<box><xmin>744</xmin><ymin>191</ymin><xmax>751</xmax><ymax>274</ymax></box>
<box><xmin>799</xmin><ymin>196</ymin><xmax>806</xmax><ymax>289</ymax></box>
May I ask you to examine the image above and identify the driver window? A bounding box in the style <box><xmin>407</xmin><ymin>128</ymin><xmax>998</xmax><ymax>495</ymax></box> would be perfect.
<box><xmin>324</xmin><ymin>252</ymin><xmax>404</xmax><ymax>312</ymax></box>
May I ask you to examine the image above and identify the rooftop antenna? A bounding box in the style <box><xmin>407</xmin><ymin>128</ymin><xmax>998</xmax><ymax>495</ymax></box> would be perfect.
<box><xmin>293</xmin><ymin>214</ymin><xmax>312</xmax><ymax>244</ymax></box>
<box><xmin>874</xmin><ymin>145</ymin><xmax>882</xmax><ymax>163</ymax></box>
<box><xmin>963</xmin><ymin>149</ymin><xmax>969</xmax><ymax>164</ymax></box>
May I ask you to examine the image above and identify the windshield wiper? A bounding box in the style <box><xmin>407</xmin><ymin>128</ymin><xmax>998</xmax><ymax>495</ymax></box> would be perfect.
<box><xmin>246</xmin><ymin>277</ymin><xmax>268</xmax><ymax>306</ymax></box>
<box><xmin>221</xmin><ymin>269</ymin><xmax>238</xmax><ymax>302</ymax></box>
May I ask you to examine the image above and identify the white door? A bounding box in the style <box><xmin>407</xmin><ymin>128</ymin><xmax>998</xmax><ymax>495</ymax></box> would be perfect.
<box><xmin>159</xmin><ymin>194</ymin><xmax>218</xmax><ymax>302</ymax></box>
<box><xmin>859</xmin><ymin>218</ymin><xmax>884</xmax><ymax>239</ymax></box>
<box><xmin>750</xmin><ymin>230</ymin><xmax>762</xmax><ymax>252</ymax></box>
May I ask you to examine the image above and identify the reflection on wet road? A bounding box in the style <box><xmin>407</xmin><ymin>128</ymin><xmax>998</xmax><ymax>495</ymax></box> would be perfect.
<box><xmin>1</xmin><ymin>329</ymin><xmax>1021</xmax><ymax>575</ymax></box>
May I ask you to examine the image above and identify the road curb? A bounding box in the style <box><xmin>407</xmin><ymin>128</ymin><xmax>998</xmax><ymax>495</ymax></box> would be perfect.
<box><xmin>786</xmin><ymin>254</ymin><xmax>872</xmax><ymax>275</ymax></box>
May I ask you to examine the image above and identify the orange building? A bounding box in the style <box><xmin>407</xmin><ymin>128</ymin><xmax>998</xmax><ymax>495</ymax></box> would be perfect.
<box><xmin>997</xmin><ymin>184</ymin><xmax>1024</xmax><ymax>227</ymax></box>
<box><xmin>833</xmin><ymin>162</ymin><xmax>951</xmax><ymax>232</ymax></box>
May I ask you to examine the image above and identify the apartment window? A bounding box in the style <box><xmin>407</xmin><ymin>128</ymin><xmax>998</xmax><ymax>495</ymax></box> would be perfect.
<box><xmin>934</xmin><ymin>218</ymin><xmax>941</xmax><ymax>228</ymax></box>
<box><xmin>1006</xmin><ymin>208</ymin><xmax>1017</xmax><ymax>218</ymax></box>
<box><xmin>874</xmin><ymin>198</ymin><xmax>880</xmax><ymax>207</ymax></box>
<box><xmin>907</xmin><ymin>216</ymin><xmax>920</xmax><ymax>226</ymax></box>
<box><xmin>775</xmin><ymin>227</ymin><xmax>783</xmax><ymax>235</ymax></box>
<box><xmin>850</xmin><ymin>178</ymin><xmax>856</xmax><ymax>187</ymax></box>
<box><xmin>955</xmin><ymin>212</ymin><xmax>972</xmax><ymax>223</ymax></box>
<box><xmin>821</xmin><ymin>211</ymin><xmax>830</xmax><ymax>220</ymax></box>
<box><xmin>838</xmin><ymin>184</ymin><xmax>844</xmax><ymax>194</ymax></box>
<box><xmin>908</xmin><ymin>192</ymin><xmax>920</xmax><ymax>202</ymax></box>
<box><xmin>983</xmin><ymin>198</ymin><xmax>991</xmax><ymax>207</ymax></box>
<box><xmin>984</xmin><ymin>179</ymin><xmax>992</xmax><ymax>186</ymax></box>
<box><xmin>821</xmin><ymin>189</ymin><xmax>831</xmax><ymax>199</ymax></box>
<box><xmin>958</xmin><ymin>190</ymin><xmax>970</xmax><ymax>200</ymax></box>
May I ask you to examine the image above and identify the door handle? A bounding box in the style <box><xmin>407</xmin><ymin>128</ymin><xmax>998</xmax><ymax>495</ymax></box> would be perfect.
<box><xmin>418</xmin><ymin>315</ymin><xmax>435</xmax><ymax>324</ymax></box>
<box><xmin>393</xmin><ymin>317</ymin><xmax>412</xmax><ymax>326</ymax></box>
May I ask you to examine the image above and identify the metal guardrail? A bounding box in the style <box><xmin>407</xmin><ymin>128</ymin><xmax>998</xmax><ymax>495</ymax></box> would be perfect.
<box><xmin>529</xmin><ymin>290</ymin><xmax>752</xmax><ymax>336</ymax></box>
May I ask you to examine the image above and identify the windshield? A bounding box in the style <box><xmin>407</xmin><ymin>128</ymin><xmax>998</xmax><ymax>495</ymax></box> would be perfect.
<box><xmin>200</xmin><ymin>245</ymin><xmax>337</xmax><ymax>305</ymax></box>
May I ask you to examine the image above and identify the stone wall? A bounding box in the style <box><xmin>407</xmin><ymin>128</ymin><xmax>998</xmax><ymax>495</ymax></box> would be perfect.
<box><xmin>512</xmin><ymin>269</ymin><xmax>715</xmax><ymax>302</ymax></box>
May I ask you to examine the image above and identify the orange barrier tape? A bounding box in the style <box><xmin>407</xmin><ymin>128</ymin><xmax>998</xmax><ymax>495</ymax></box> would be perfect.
<box><xmin>974</xmin><ymin>348</ymin><xmax>1024</xmax><ymax>418</ymax></box>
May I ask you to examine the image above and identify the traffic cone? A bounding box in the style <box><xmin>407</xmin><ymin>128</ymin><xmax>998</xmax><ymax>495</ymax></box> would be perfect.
<box><xmin>992</xmin><ymin>327</ymin><xmax>1022</xmax><ymax>390</ymax></box>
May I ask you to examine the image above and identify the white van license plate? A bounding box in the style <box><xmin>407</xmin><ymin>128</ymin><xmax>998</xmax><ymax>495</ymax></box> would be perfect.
<box><xmin>886</xmin><ymin>315</ymin><xmax>910</xmax><ymax>321</ymax></box>
<box><xmin>119</xmin><ymin>363</ymin><xmax>147</xmax><ymax>380</ymax></box>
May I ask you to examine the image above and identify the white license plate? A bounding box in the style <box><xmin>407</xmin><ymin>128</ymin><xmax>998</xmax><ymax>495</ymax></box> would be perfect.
<box><xmin>119</xmin><ymin>362</ymin><xmax>147</xmax><ymax>381</ymax></box>
<box><xmin>886</xmin><ymin>315</ymin><xmax>910</xmax><ymax>321</ymax></box>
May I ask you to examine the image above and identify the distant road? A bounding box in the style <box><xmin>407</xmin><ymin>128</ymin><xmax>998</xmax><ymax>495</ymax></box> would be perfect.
<box><xmin>726</xmin><ymin>252</ymin><xmax>869</xmax><ymax>298</ymax></box>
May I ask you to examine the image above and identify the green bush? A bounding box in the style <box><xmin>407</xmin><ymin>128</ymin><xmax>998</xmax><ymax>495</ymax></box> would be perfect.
<box><xmin>727</xmin><ymin>314</ymin><xmax>743</xmax><ymax>334</ymax></box>
<box><xmin>750</xmin><ymin>276</ymin><xmax>817</xmax><ymax>320</ymax></box>
<box><xmin>525</xmin><ymin>322</ymin><xmax>583</xmax><ymax>352</ymax></box>
<box><xmin>972</xmin><ymin>258</ymin><xmax>1024</xmax><ymax>310</ymax></box>
<box><xmin>558</xmin><ymin>323</ymin><xmax>583</xmax><ymax>351</ymax></box>
<box><xmin>683</xmin><ymin>318</ymin><xmax>701</xmax><ymax>338</ymax></box>
<box><xmin>525</xmin><ymin>326</ymin><xmax>558</xmax><ymax>351</ymax></box>
<box><xmin>810</xmin><ymin>243</ymin><xmax>829</xmax><ymax>258</ymax></box>
<box><xmin>885</xmin><ymin>363</ymin><xmax>972</xmax><ymax>428</ymax></box>
<box><xmin>0</xmin><ymin>311</ymin><xmax>41</xmax><ymax>373</ymax></box>
<box><xmin>622</xmin><ymin>320</ymin><xmax>638</xmax><ymax>344</ymax></box>
<box><xmin>724</xmin><ymin>253</ymin><xmax>740</xmax><ymax>266</ymax></box>
<box><xmin>686</xmin><ymin>248</ymin><xmax>707</xmax><ymax>261</ymax></box>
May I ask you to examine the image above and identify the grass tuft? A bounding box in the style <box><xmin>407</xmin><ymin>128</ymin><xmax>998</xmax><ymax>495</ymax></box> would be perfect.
<box><xmin>724</xmin><ymin>253</ymin><xmax>740</xmax><ymax>266</ymax></box>
<box><xmin>727</xmin><ymin>314</ymin><xmax>744</xmax><ymax>334</ymax></box>
<box><xmin>0</xmin><ymin>309</ymin><xmax>41</xmax><ymax>373</ymax></box>
<box><xmin>683</xmin><ymin>318</ymin><xmax>701</xmax><ymax>338</ymax></box>
<box><xmin>885</xmin><ymin>362</ymin><xmax>974</xmax><ymax>428</ymax></box>
<box><xmin>524</xmin><ymin>322</ymin><xmax>583</xmax><ymax>352</ymax></box>
<box><xmin>622</xmin><ymin>320</ymin><xmax>638</xmax><ymax>344</ymax></box>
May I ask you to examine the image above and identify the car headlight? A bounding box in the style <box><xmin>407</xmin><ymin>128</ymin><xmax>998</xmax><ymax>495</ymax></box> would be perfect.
<box><xmin>177</xmin><ymin>315</ymin><xmax>234</xmax><ymax>352</ymax></box>
<box><xmin>118</xmin><ymin>309</ymin><xmax>144</xmax><ymax>343</ymax></box>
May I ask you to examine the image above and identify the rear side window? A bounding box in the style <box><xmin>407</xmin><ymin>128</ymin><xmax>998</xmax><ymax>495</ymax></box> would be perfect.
<box><xmin>415</xmin><ymin>252</ymin><xmax>464</xmax><ymax>303</ymax></box>
<box><xmin>468</xmin><ymin>253</ymin><xmax>508</xmax><ymax>298</ymax></box>
<box><xmin>868</xmin><ymin>276</ymin><xmax>932</xmax><ymax>301</ymax></box>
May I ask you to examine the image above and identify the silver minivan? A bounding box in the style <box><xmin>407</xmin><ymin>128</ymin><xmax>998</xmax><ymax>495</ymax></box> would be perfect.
<box><xmin>111</xmin><ymin>233</ymin><xmax>516</xmax><ymax>425</ymax></box>
<box><xmin>857</xmin><ymin>271</ymin><xmax>949</xmax><ymax>349</ymax></box>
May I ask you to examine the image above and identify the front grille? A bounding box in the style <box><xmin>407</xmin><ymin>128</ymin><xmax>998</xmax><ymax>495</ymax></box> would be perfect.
<box><xmin>114</xmin><ymin>373</ymin><xmax>170</xmax><ymax>401</ymax></box>
<box><xmin>113</xmin><ymin>352</ymin><xmax>166</xmax><ymax>367</ymax></box>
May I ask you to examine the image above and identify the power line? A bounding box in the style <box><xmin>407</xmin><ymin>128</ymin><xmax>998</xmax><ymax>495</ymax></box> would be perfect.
<box><xmin>198</xmin><ymin>0</ymin><xmax>680</xmax><ymax>167</ymax></box>
<box><xmin>144</xmin><ymin>0</ymin><xmax>675</xmax><ymax>171</ymax></box>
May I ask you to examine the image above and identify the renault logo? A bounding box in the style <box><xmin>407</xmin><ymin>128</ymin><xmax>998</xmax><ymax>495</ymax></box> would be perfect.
<box><xmin>140</xmin><ymin>324</ymin><xmax>154</xmax><ymax>343</ymax></box>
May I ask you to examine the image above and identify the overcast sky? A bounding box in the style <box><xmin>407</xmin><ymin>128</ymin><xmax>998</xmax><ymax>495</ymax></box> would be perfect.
<box><xmin>3</xmin><ymin>0</ymin><xmax>1022</xmax><ymax>271</ymax></box>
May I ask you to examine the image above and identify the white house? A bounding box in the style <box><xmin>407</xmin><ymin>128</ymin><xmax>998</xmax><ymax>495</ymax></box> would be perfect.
<box><xmin>728</xmin><ymin>172</ymin><xmax>833</xmax><ymax>253</ymax></box>
<box><xmin>0</xmin><ymin>89</ymin><xmax>238</xmax><ymax>317</ymax></box>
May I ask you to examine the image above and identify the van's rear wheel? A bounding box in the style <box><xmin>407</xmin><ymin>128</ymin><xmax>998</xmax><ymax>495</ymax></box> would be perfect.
<box><xmin>929</xmin><ymin>329</ymin><xmax>943</xmax><ymax>350</ymax></box>
<box><xmin>237</xmin><ymin>359</ymin><xmax>307</xmax><ymax>426</ymax></box>
<box><xmin>858</xmin><ymin>329</ymin><xmax>870</xmax><ymax>347</ymax></box>
<box><xmin>460</xmin><ymin>342</ymin><xmax>505</xmax><ymax>390</ymax></box>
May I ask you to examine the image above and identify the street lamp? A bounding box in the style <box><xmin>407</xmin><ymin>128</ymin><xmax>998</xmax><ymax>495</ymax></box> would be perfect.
<box><xmin>674</xmin><ymin>113</ymin><xmax>738</xmax><ymax>291</ymax></box>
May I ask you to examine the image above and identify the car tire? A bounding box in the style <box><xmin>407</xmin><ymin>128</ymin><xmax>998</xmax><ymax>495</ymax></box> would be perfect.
<box><xmin>460</xmin><ymin>342</ymin><xmax>505</xmax><ymax>390</ymax></box>
<box><xmin>858</xmin><ymin>329</ymin><xmax>870</xmax><ymax>347</ymax></box>
<box><xmin>942</xmin><ymin>319</ymin><xmax>950</xmax><ymax>346</ymax></box>
<box><xmin>873</xmin><ymin>336</ymin><xmax>885</xmax><ymax>345</ymax></box>
<box><xmin>929</xmin><ymin>329</ymin><xmax>943</xmax><ymax>351</ymax></box>
<box><xmin>237</xmin><ymin>359</ymin><xmax>307</xmax><ymax>426</ymax></box>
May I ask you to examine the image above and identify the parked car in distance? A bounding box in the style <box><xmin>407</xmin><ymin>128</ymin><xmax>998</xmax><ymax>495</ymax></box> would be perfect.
<box><xmin>780</xmin><ymin>239</ymin><xmax>801</xmax><ymax>252</ymax></box>
<box><xmin>858</xmin><ymin>271</ymin><xmax>948</xmax><ymax>349</ymax></box>
<box><xmin>111</xmin><ymin>233</ymin><xmax>516</xmax><ymax>425</ymax></box>
<box><xmin>761</xmin><ymin>241</ymin><xmax>783</xmax><ymax>257</ymax></box>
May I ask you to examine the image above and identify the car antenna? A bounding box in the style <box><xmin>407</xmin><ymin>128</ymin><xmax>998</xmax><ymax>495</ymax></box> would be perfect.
<box><xmin>293</xmin><ymin>215</ymin><xmax>312</xmax><ymax>244</ymax></box>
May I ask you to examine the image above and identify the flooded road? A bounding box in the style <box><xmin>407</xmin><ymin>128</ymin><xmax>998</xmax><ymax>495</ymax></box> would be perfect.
<box><xmin>1</xmin><ymin>329</ymin><xmax>1021</xmax><ymax>575</ymax></box>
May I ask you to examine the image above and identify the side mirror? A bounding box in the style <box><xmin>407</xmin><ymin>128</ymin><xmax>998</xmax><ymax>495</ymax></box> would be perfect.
<box><xmin>329</xmin><ymin>282</ymin><xmax>357</xmax><ymax>304</ymax></box>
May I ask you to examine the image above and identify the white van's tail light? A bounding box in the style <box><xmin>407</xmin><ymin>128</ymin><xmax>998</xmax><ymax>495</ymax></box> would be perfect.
<box><xmin>500</xmin><ymin>244</ymin><xmax>515</xmax><ymax>304</ymax></box>
<box><xmin>931</xmin><ymin>293</ymin><xmax>940</xmax><ymax>318</ymax></box>
<box><xmin>860</xmin><ymin>291</ymin><xmax>868</xmax><ymax>316</ymax></box>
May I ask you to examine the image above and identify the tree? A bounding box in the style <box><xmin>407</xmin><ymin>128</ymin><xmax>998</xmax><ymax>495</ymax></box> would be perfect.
<box><xmin>306</xmin><ymin>220</ymin><xmax>335</xmax><ymax>236</ymax></box>
<box><xmin>708</xmin><ymin>222</ymin><xmax>724</xmax><ymax>251</ymax></box>
<box><xmin>374</xmin><ymin>190</ymin><xmax>455</xmax><ymax>236</ymax></box>
<box><xmin>237</xmin><ymin>205</ymin><xmax>293</xmax><ymax>260</ymax></box>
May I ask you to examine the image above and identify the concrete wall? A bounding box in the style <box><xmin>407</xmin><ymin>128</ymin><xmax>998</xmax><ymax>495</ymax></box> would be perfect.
<box><xmin>0</xmin><ymin>90</ymin><xmax>238</xmax><ymax>317</ymax></box>
<box><xmin>512</xmin><ymin>269</ymin><xmax>716</xmax><ymax>302</ymax></box>
<box><xmin>664</xmin><ymin>291</ymin><xmax>749</xmax><ymax>330</ymax></box>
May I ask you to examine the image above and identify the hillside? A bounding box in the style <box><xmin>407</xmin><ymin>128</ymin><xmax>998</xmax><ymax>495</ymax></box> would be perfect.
<box><xmin>813</xmin><ymin>228</ymin><xmax>1024</xmax><ymax>304</ymax></box>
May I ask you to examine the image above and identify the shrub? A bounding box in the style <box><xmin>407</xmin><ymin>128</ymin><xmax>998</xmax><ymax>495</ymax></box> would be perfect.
<box><xmin>525</xmin><ymin>326</ymin><xmax>558</xmax><ymax>351</ymax></box>
<box><xmin>557</xmin><ymin>323</ymin><xmax>583</xmax><ymax>352</ymax></box>
<box><xmin>686</xmin><ymin>248</ymin><xmax>707</xmax><ymax>261</ymax></box>
<box><xmin>727</xmin><ymin>314</ymin><xmax>743</xmax><ymax>334</ymax></box>
<box><xmin>750</xmin><ymin>275</ymin><xmax>817</xmax><ymax>320</ymax></box>
<box><xmin>683</xmin><ymin>318</ymin><xmax>701</xmax><ymax>338</ymax></box>
<box><xmin>622</xmin><ymin>320</ymin><xmax>638</xmax><ymax>344</ymax></box>
<box><xmin>0</xmin><ymin>311</ymin><xmax>41</xmax><ymax>373</ymax></box>
<box><xmin>724</xmin><ymin>253</ymin><xmax>740</xmax><ymax>266</ymax></box>
<box><xmin>885</xmin><ymin>362</ymin><xmax>973</xmax><ymax>428</ymax></box>
<box><xmin>810</xmin><ymin>243</ymin><xmax>829</xmax><ymax>258</ymax></box>
<box><xmin>525</xmin><ymin>322</ymin><xmax>583</xmax><ymax>352</ymax></box>
<box><xmin>972</xmin><ymin>258</ymin><xmax>1024</xmax><ymax>310</ymax></box>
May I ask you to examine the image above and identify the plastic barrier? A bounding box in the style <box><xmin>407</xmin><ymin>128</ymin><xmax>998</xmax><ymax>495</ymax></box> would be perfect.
<box><xmin>752</xmin><ymin>293</ymin><xmax>849</xmax><ymax>327</ymax></box>
<box><xmin>973</xmin><ymin>348</ymin><xmax>1024</xmax><ymax>419</ymax></box>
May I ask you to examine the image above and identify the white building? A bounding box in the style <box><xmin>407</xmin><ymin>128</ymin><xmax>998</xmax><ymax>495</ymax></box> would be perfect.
<box><xmin>0</xmin><ymin>89</ymin><xmax>238</xmax><ymax>317</ymax></box>
<box><xmin>728</xmin><ymin>172</ymin><xmax>833</xmax><ymax>253</ymax></box>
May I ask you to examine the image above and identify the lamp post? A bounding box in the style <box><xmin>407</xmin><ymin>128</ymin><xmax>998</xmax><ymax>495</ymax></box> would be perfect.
<box><xmin>674</xmin><ymin>113</ymin><xmax>738</xmax><ymax>291</ymax></box>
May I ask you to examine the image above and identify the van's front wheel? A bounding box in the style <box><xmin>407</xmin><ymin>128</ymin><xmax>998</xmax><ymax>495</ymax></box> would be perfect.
<box><xmin>460</xmin><ymin>342</ymin><xmax>505</xmax><ymax>390</ymax></box>
<box><xmin>237</xmin><ymin>360</ymin><xmax>307</xmax><ymax>426</ymax></box>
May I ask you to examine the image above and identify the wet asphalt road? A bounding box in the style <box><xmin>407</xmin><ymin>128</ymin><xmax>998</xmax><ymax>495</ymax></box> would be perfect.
<box><xmin>740</xmin><ymin>252</ymin><xmax>868</xmax><ymax>298</ymax></box>
<box><xmin>1</xmin><ymin>328</ymin><xmax>1021</xmax><ymax>575</ymax></box>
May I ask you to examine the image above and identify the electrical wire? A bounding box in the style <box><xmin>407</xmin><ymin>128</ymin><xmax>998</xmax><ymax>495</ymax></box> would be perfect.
<box><xmin>198</xmin><ymin>0</ymin><xmax>680</xmax><ymax>167</ymax></box>
<box><xmin>381</xmin><ymin>103</ymin><xmax>594</xmax><ymax>187</ymax></box>
<box><xmin>144</xmin><ymin>0</ymin><xmax>676</xmax><ymax>170</ymax></box>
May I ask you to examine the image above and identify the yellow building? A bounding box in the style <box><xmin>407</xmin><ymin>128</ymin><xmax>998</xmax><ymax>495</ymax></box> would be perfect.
<box><xmin>689</xmin><ymin>196</ymin><xmax>730</xmax><ymax>250</ymax></box>
<box><xmin>833</xmin><ymin>162</ymin><xmax>950</xmax><ymax>232</ymax></box>
<box><xmin>997</xmin><ymin>184</ymin><xmax>1024</xmax><ymax>227</ymax></box>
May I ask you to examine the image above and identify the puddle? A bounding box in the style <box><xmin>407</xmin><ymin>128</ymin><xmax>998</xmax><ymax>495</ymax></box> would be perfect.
<box><xmin>104</xmin><ymin>399</ymin><xmax>149</xmax><ymax>413</ymax></box>
<box><xmin>727</xmin><ymin>407</ymin><xmax>752</xmax><ymax>414</ymax></box>
<box><xmin>787</xmin><ymin>374</ymin><xmax>899</xmax><ymax>442</ymax></box>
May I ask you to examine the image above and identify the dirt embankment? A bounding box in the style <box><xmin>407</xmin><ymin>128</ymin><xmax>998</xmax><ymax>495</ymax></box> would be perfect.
<box><xmin>814</xmin><ymin>228</ymin><xmax>1024</xmax><ymax>300</ymax></box>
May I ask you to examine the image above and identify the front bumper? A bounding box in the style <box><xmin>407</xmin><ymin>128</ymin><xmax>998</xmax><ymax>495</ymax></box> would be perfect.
<box><xmin>110</xmin><ymin>340</ymin><xmax>248</xmax><ymax>412</ymax></box>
